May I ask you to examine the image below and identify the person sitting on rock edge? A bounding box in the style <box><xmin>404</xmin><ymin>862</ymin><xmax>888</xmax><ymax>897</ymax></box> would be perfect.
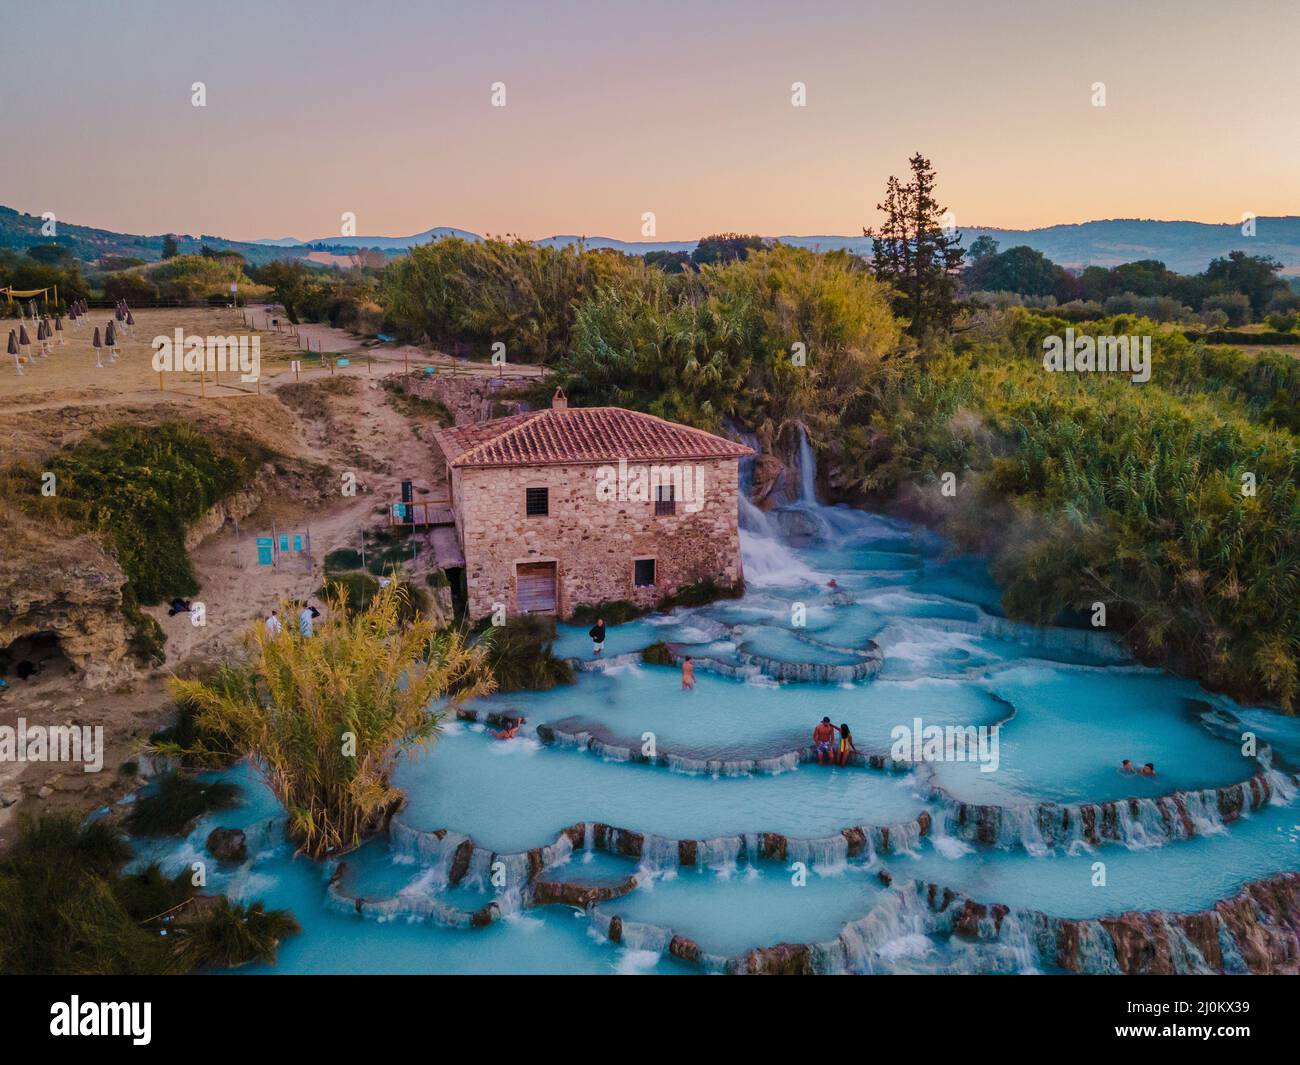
<box><xmin>813</xmin><ymin>717</ymin><xmax>836</xmax><ymax>765</ymax></box>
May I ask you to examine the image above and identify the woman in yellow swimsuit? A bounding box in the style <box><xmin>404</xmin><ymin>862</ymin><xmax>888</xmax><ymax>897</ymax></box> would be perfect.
<box><xmin>836</xmin><ymin>723</ymin><xmax>857</xmax><ymax>766</ymax></box>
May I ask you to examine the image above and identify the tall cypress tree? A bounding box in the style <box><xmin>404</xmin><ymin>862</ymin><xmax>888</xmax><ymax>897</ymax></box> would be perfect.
<box><xmin>865</xmin><ymin>153</ymin><xmax>964</xmax><ymax>338</ymax></box>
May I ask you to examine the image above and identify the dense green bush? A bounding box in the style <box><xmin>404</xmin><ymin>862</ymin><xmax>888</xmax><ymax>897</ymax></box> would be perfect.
<box><xmin>568</xmin><ymin>600</ymin><xmax>643</xmax><ymax>626</ymax></box>
<box><xmin>317</xmin><ymin>574</ymin><xmax>429</xmax><ymax>625</ymax></box>
<box><xmin>381</xmin><ymin>237</ymin><xmax>651</xmax><ymax>362</ymax></box>
<box><xmin>641</xmin><ymin>641</ymin><xmax>676</xmax><ymax>665</ymax></box>
<box><xmin>126</xmin><ymin>772</ymin><xmax>241</xmax><ymax>836</ymax></box>
<box><xmin>471</xmin><ymin>615</ymin><xmax>575</xmax><ymax>692</ymax></box>
<box><xmin>324</xmin><ymin>547</ymin><xmax>364</xmax><ymax>571</ymax></box>
<box><xmin>171</xmin><ymin>898</ymin><xmax>301</xmax><ymax>970</ymax></box>
<box><xmin>0</xmin><ymin>815</ymin><xmax>297</xmax><ymax>974</ymax></box>
<box><xmin>40</xmin><ymin>423</ymin><xmax>272</xmax><ymax>605</ymax></box>
<box><xmin>852</xmin><ymin>310</ymin><xmax>1300</xmax><ymax>710</ymax></box>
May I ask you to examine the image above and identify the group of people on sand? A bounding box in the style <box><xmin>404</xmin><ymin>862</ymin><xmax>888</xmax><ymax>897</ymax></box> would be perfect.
<box><xmin>265</xmin><ymin>603</ymin><xmax>321</xmax><ymax>639</ymax></box>
<box><xmin>813</xmin><ymin>717</ymin><xmax>857</xmax><ymax>766</ymax></box>
<box><xmin>1121</xmin><ymin>759</ymin><xmax>1157</xmax><ymax>777</ymax></box>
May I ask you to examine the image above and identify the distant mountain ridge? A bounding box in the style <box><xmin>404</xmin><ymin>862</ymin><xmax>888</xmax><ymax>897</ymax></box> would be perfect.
<box><xmin>251</xmin><ymin>216</ymin><xmax>1300</xmax><ymax>274</ymax></box>
<box><xmin>4</xmin><ymin>204</ymin><xmax>1298</xmax><ymax>274</ymax></box>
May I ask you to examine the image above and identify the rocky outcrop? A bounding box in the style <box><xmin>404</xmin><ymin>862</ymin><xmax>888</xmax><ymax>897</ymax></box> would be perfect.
<box><xmin>206</xmin><ymin>827</ymin><xmax>247</xmax><ymax>862</ymax></box>
<box><xmin>730</xmin><ymin>943</ymin><xmax>815</xmax><ymax>975</ymax></box>
<box><xmin>748</xmin><ymin>452</ymin><xmax>789</xmax><ymax>506</ymax></box>
<box><xmin>668</xmin><ymin>935</ymin><xmax>703</xmax><ymax>964</ymax></box>
<box><xmin>0</xmin><ymin>512</ymin><xmax>134</xmax><ymax>689</ymax></box>
<box><xmin>531</xmin><ymin>875</ymin><xmax>638</xmax><ymax>909</ymax></box>
<box><xmin>918</xmin><ymin>872</ymin><xmax>1300</xmax><ymax>975</ymax></box>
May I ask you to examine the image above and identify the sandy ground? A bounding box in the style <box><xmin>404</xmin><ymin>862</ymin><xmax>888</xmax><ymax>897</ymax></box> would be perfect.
<box><xmin>1</xmin><ymin>304</ymin><xmax>537</xmax><ymax>408</ymax></box>
<box><xmin>0</xmin><ymin>305</ymin><xmax>544</xmax><ymax>844</ymax></box>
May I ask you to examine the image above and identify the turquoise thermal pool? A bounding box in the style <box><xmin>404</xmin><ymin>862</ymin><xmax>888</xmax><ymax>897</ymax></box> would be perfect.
<box><xmin>125</xmin><ymin>490</ymin><xmax>1299</xmax><ymax>974</ymax></box>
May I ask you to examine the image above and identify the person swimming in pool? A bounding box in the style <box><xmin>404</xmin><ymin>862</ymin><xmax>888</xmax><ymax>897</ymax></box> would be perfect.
<box><xmin>836</xmin><ymin>722</ymin><xmax>857</xmax><ymax>766</ymax></box>
<box><xmin>1120</xmin><ymin>759</ymin><xmax>1136</xmax><ymax>773</ymax></box>
<box><xmin>1140</xmin><ymin>762</ymin><xmax>1156</xmax><ymax>777</ymax></box>
<box><xmin>813</xmin><ymin>717</ymin><xmax>836</xmax><ymax>765</ymax></box>
<box><xmin>681</xmin><ymin>656</ymin><xmax>695</xmax><ymax>691</ymax></box>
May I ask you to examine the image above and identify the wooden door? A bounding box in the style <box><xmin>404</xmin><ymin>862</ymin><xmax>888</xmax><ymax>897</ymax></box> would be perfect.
<box><xmin>516</xmin><ymin>562</ymin><xmax>557</xmax><ymax>613</ymax></box>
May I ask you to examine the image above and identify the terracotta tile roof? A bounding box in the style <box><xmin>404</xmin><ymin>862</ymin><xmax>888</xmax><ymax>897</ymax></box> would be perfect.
<box><xmin>435</xmin><ymin>407</ymin><xmax>754</xmax><ymax>469</ymax></box>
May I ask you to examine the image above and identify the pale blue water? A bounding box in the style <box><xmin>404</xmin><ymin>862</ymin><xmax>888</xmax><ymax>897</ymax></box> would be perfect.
<box><xmin>483</xmin><ymin>663</ymin><xmax>1008</xmax><ymax>759</ymax></box>
<box><xmin>394</xmin><ymin>722</ymin><xmax>929</xmax><ymax>850</ymax></box>
<box><xmin>126</xmin><ymin>492</ymin><xmax>1299</xmax><ymax>974</ymax></box>
<box><xmin>604</xmin><ymin>863</ymin><xmax>887</xmax><ymax>957</ymax></box>
<box><xmin>898</xmin><ymin>799</ymin><xmax>1300</xmax><ymax>918</ymax></box>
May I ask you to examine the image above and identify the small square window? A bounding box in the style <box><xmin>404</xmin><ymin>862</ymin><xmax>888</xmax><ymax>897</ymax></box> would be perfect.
<box><xmin>634</xmin><ymin>558</ymin><xmax>656</xmax><ymax>587</ymax></box>
<box><xmin>525</xmin><ymin>487</ymin><xmax>549</xmax><ymax>516</ymax></box>
<box><xmin>655</xmin><ymin>484</ymin><xmax>676</xmax><ymax>516</ymax></box>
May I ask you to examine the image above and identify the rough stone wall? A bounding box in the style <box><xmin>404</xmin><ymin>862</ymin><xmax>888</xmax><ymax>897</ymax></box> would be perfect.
<box><xmin>402</xmin><ymin>373</ymin><xmax>535</xmax><ymax>425</ymax></box>
<box><xmin>453</xmin><ymin>458</ymin><xmax>743</xmax><ymax>621</ymax></box>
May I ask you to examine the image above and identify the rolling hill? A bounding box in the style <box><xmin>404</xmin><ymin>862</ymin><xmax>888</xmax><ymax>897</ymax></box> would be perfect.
<box><xmin>5</xmin><ymin>204</ymin><xmax>1299</xmax><ymax>275</ymax></box>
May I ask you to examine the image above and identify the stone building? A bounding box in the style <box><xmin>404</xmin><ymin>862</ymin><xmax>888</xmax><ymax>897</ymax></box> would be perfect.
<box><xmin>433</xmin><ymin>389</ymin><xmax>752</xmax><ymax>621</ymax></box>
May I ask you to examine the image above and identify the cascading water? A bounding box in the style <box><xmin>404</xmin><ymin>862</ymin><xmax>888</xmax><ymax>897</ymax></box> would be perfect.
<box><xmin>797</xmin><ymin>423</ymin><xmax>818</xmax><ymax>505</ymax></box>
<box><xmin>736</xmin><ymin>430</ymin><xmax>830</xmax><ymax>586</ymax></box>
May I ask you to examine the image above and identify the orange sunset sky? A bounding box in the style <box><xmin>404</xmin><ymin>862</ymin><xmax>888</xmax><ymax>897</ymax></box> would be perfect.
<box><xmin>6</xmin><ymin>0</ymin><xmax>1297</xmax><ymax>242</ymax></box>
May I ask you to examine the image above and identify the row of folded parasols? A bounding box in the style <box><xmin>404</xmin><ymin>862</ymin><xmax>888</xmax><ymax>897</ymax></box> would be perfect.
<box><xmin>8</xmin><ymin>299</ymin><xmax>137</xmax><ymax>372</ymax></box>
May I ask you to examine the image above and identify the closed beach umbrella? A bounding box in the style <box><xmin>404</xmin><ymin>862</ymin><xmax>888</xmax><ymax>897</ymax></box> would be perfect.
<box><xmin>55</xmin><ymin>315</ymin><xmax>65</xmax><ymax>344</ymax></box>
<box><xmin>8</xmin><ymin>329</ymin><xmax>20</xmax><ymax>375</ymax></box>
<box><xmin>105</xmin><ymin>320</ymin><xmax>117</xmax><ymax>347</ymax></box>
<box><xmin>126</xmin><ymin>310</ymin><xmax>135</xmax><ymax>327</ymax></box>
<box><xmin>92</xmin><ymin>326</ymin><xmax>104</xmax><ymax>367</ymax></box>
<box><xmin>18</xmin><ymin>325</ymin><xmax>30</xmax><ymax>348</ymax></box>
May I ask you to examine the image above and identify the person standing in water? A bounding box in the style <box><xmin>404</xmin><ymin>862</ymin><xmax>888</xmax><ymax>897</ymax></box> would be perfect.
<box><xmin>836</xmin><ymin>723</ymin><xmax>857</xmax><ymax>766</ymax></box>
<box><xmin>681</xmin><ymin>656</ymin><xmax>695</xmax><ymax>691</ymax></box>
<box><xmin>589</xmin><ymin>617</ymin><xmax>606</xmax><ymax>656</ymax></box>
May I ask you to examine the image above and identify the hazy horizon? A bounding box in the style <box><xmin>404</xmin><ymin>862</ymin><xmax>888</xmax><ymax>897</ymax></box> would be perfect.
<box><xmin>8</xmin><ymin>0</ymin><xmax>1298</xmax><ymax>242</ymax></box>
